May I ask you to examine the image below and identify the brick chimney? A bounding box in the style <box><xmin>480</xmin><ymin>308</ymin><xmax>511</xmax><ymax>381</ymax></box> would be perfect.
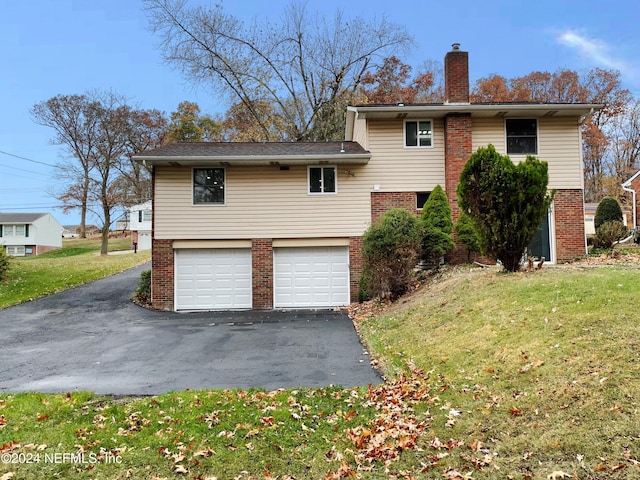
<box><xmin>444</xmin><ymin>43</ymin><xmax>469</xmax><ymax>104</ymax></box>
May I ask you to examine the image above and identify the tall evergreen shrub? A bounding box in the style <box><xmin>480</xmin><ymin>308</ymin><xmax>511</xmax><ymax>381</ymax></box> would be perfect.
<box><xmin>457</xmin><ymin>144</ymin><xmax>554</xmax><ymax>272</ymax></box>
<box><xmin>420</xmin><ymin>184</ymin><xmax>454</xmax><ymax>269</ymax></box>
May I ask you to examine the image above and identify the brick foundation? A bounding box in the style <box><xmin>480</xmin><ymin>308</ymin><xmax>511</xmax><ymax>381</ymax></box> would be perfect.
<box><xmin>151</xmin><ymin>239</ymin><xmax>174</xmax><ymax>311</ymax></box>
<box><xmin>252</xmin><ymin>239</ymin><xmax>273</xmax><ymax>309</ymax></box>
<box><xmin>554</xmin><ymin>189</ymin><xmax>587</xmax><ymax>262</ymax></box>
<box><xmin>349</xmin><ymin>236</ymin><xmax>364</xmax><ymax>302</ymax></box>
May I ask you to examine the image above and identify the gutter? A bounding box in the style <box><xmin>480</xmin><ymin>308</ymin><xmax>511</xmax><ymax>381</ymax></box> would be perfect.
<box><xmin>622</xmin><ymin>182</ymin><xmax>637</xmax><ymax>229</ymax></box>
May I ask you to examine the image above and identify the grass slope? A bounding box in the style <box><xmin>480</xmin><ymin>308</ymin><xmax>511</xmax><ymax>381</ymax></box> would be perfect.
<box><xmin>1</xmin><ymin>264</ymin><xmax>639</xmax><ymax>479</ymax></box>
<box><xmin>355</xmin><ymin>265</ymin><xmax>640</xmax><ymax>479</ymax></box>
<box><xmin>0</xmin><ymin>237</ymin><xmax>150</xmax><ymax>309</ymax></box>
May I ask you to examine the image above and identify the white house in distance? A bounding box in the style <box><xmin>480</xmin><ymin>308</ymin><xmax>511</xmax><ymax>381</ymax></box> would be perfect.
<box><xmin>130</xmin><ymin>201</ymin><xmax>152</xmax><ymax>251</ymax></box>
<box><xmin>0</xmin><ymin>213</ymin><xmax>63</xmax><ymax>256</ymax></box>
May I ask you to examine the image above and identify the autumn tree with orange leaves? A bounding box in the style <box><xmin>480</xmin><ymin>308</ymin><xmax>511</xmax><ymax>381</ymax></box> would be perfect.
<box><xmin>472</xmin><ymin>68</ymin><xmax>633</xmax><ymax>203</ymax></box>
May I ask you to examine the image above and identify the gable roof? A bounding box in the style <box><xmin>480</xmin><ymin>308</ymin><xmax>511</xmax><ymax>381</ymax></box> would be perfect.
<box><xmin>133</xmin><ymin>141</ymin><xmax>371</xmax><ymax>166</ymax></box>
<box><xmin>0</xmin><ymin>213</ymin><xmax>48</xmax><ymax>224</ymax></box>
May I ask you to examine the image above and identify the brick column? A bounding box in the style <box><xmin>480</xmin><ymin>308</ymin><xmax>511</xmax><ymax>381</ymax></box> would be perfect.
<box><xmin>554</xmin><ymin>189</ymin><xmax>587</xmax><ymax>262</ymax></box>
<box><xmin>252</xmin><ymin>239</ymin><xmax>273</xmax><ymax>309</ymax></box>
<box><xmin>349</xmin><ymin>236</ymin><xmax>364</xmax><ymax>303</ymax></box>
<box><xmin>151</xmin><ymin>239</ymin><xmax>174</xmax><ymax>311</ymax></box>
<box><xmin>444</xmin><ymin>113</ymin><xmax>473</xmax><ymax>264</ymax></box>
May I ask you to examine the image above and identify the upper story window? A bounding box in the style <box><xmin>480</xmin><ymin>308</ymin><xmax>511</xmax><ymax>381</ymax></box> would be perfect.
<box><xmin>138</xmin><ymin>210</ymin><xmax>152</xmax><ymax>222</ymax></box>
<box><xmin>506</xmin><ymin>119</ymin><xmax>538</xmax><ymax>155</ymax></box>
<box><xmin>193</xmin><ymin>168</ymin><xmax>225</xmax><ymax>205</ymax></box>
<box><xmin>308</xmin><ymin>166</ymin><xmax>337</xmax><ymax>194</ymax></box>
<box><xmin>1</xmin><ymin>224</ymin><xmax>27</xmax><ymax>237</ymax></box>
<box><xmin>405</xmin><ymin>120</ymin><xmax>433</xmax><ymax>147</ymax></box>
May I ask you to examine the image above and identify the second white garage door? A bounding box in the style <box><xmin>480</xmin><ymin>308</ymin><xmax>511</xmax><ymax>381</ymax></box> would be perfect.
<box><xmin>175</xmin><ymin>248</ymin><xmax>252</xmax><ymax>310</ymax></box>
<box><xmin>274</xmin><ymin>246</ymin><xmax>350</xmax><ymax>308</ymax></box>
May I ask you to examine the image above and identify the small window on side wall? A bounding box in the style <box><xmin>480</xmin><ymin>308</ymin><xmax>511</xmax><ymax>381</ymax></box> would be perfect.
<box><xmin>506</xmin><ymin>119</ymin><xmax>537</xmax><ymax>155</ymax></box>
<box><xmin>405</xmin><ymin>120</ymin><xmax>433</xmax><ymax>147</ymax></box>
<box><xmin>193</xmin><ymin>168</ymin><xmax>225</xmax><ymax>205</ymax></box>
<box><xmin>417</xmin><ymin>192</ymin><xmax>432</xmax><ymax>209</ymax></box>
<box><xmin>309</xmin><ymin>166</ymin><xmax>337</xmax><ymax>194</ymax></box>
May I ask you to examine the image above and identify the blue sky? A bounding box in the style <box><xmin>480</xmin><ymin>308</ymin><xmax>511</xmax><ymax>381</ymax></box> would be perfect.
<box><xmin>1</xmin><ymin>0</ymin><xmax>638</xmax><ymax>226</ymax></box>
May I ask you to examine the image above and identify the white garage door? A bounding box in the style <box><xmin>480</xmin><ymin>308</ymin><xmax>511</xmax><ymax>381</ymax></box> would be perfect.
<box><xmin>175</xmin><ymin>248</ymin><xmax>252</xmax><ymax>310</ymax></box>
<box><xmin>274</xmin><ymin>246</ymin><xmax>350</xmax><ymax>308</ymax></box>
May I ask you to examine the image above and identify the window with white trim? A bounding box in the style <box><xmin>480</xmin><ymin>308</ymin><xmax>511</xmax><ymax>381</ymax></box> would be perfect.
<box><xmin>308</xmin><ymin>166</ymin><xmax>337</xmax><ymax>194</ymax></box>
<box><xmin>6</xmin><ymin>246</ymin><xmax>25</xmax><ymax>256</ymax></box>
<box><xmin>405</xmin><ymin>120</ymin><xmax>433</xmax><ymax>147</ymax></box>
<box><xmin>2</xmin><ymin>225</ymin><xmax>26</xmax><ymax>237</ymax></box>
<box><xmin>506</xmin><ymin>119</ymin><xmax>538</xmax><ymax>155</ymax></box>
<box><xmin>193</xmin><ymin>168</ymin><xmax>225</xmax><ymax>205</ymax></box>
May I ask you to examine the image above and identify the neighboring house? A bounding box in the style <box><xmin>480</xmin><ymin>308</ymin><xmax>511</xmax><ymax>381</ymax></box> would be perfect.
<box><xmin>62</xmin><ymin>226</ymin><xmax>80</xmax><ymax>238</ymax></box>
<box><xmin>129</xmin><ymin>201</ymin><xmax>152</xmax><ymax>251</ymax></box>
<box><xmin>134</xmin><ymin>44</ymin><xmax>601</xmax><ymax>312</ymax></box>
<box><xmin>622</xmin><ymin>170</ymin><xmax>640</xmax><ymax>229</ymax></box>
<box><xmin>115</xmin><ymin>216</ymin><xmax>131</xmax><ymax>233</ymax></box>
<box><xmin>0</xmin><ymin>213</ymin><xmax>62</xmax><ymax>256</ymax></box>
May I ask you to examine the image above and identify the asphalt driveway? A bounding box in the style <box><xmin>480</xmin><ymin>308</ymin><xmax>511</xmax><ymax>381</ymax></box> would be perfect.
<box><xmin>0</xmin><ymin>263</ymin><xmax>381</xmax><ymax>395</ymax></box>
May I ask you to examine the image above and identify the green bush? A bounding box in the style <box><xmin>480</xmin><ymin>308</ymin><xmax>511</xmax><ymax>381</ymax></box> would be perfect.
<box><xmin>0</xmin><ymin>247</ymin><xmax>10</xmax><ymax>282</ymax></box>
<box><xmin>134</xmin><ymin>269</ymin><xmax>151</xmax><ymax>304</ymax></box>
<box><xmin>593</xmin><ymin>220</ymin><xmax>628</xmax><ymax>249</ymax></box>
<box><xmin>594</xmin><ymin>197</ymin><xmax>623</xmax><ymax>230</ymax></box>
<box><xmin>457</xmin><ymin>144</ymin><xmax>554</xmax><ymax>272</ymax></box>
<box><xmin>361</xmin><ymin>208</ymin><xmax>422</xmax><ymax>300</ymax></box>
<box><xmin>420</xmin><ymin>184</ymin><xmax>454</xmax><ymax>269</ymax></box>
<box><xmin>455</xmin><ymin>211</ymin><xmax>481</xmax><ymax>262</ymax></box>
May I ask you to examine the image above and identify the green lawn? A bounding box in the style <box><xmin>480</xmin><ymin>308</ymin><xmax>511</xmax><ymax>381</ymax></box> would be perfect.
<box><xmin>1</xmin><ymin>262</ymin><xmax>639</xmax><ymax>479</ymax></box>
<box><xmin>0</xmin><ymin>237</ymin><xmax>150</xmax><ymax>309</ymax></box>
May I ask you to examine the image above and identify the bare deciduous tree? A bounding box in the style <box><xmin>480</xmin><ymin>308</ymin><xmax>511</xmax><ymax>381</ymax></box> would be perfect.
<box><xmin>144</xmin><ymin>0</ymin><xmax>413</xmax><ymax>141</ymax></box>
<box><xmin>32</xmin><ymin>91</ymin><xmax>168</xmax><ymax>254</ymax></box>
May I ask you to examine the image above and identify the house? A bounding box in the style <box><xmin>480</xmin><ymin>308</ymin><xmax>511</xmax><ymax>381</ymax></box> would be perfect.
<box><xmin>134</xmin><ymin>44</ymin><xmax>601</xmax><ymax>312</ymax></box>
<box><xmin>129</xmin><ymin>201</ymin><xmax>152</xmax><ymax>251</ymax></box>
<box><xmin>0</xmin><ymin>213</ymin><xmax>63</xmax><ymax>256</ymax></box>
<box><xmin>62</xmin><ymin>225</ymin><xmax>80</xmax><ymax>239</ymax></box>
<box><xmin>622</xmin><ymin>170</ymin><xmax>640</xmax><ymax>229</ymax></box>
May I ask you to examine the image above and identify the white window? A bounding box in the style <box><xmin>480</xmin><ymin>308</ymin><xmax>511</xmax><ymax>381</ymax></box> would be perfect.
<box><xmin>143</xmin><ymin>210</ymin><xmax>152</xmax><ymax>222</ymax></box>
<box><xmin>506</xmin><ymin>119</ymin><xmax>538</xmax><ymax>155</ymax></box>
<box><xmin>308</xmin><ymin>166</ymin><xmax>337</xmax><ymax>194</ymax></box>
<box><xmin>6</xmin><ymin>246</ymin><xmax>25</xmax><ymax>256</ymax></box>
<box><xmin>2</xmin><ymin>225</ymin><xmax>26</xmax><ymax>237</ymax></box>
<box><xmin>193</xmin><ymin>168</ymin><xmax>225</xmax><ymax>205</ymax></box>
<box><xmin>405</xmin><ymin>120</ymin><xmax>433</xmax><ymax>147</ymax></box>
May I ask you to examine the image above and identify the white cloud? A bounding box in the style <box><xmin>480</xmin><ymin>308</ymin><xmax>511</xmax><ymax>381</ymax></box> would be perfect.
<box><xmin>557</xmin><ymin>29</ymin><xmax>629</xmax><ymax>73</ymax></box>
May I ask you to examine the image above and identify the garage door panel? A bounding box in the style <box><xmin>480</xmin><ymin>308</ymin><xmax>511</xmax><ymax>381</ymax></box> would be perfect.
<box><xmin>175</xmin><ymin>249</ymin><xmax>252</xmax><ymax>310</ymax></box>
<box><xmin>274</xmin><ymin>246</ymin><xmax>350</xmax><ymax>308</ymax></box>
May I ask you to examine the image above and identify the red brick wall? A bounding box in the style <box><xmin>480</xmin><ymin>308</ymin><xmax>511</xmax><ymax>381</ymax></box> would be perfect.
<box><xmin>349</xmin><ymin>236</ymin><xmax>363</xmax><ymax>302</ymax></box>
<box><xmin>371</xmin><ymin>192</ymin><xmax>417</xmax><ymax>223</ymax></box>
<box><xmin>151</xmin><ymin>239</ymin><xmax>174</xmax><ymax>311</ymax></box>
<box><xmin>444</xmin><ymin>47</ymin><xmax>469</xmax><ymax>104</ymax></box>
<box><xmin>444</xmin><ymin>113</ymin><xmax>473</xmax><ymax>263</ymax></box>
<box><xmin>554</xmin><ymin>189</ymin><xmax>587</xmax><ymax>262</ymax></box>
<box><xmin>252</xmin><ymin>239</ymin><xmax>273</xmax><ymax>309</ymax></box>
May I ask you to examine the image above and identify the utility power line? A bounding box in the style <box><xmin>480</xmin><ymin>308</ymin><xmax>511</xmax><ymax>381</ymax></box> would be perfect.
<box><xmin>0</xmin><ymin>149</ymin><xmax>58</xmax><ymax>167</ymax></box>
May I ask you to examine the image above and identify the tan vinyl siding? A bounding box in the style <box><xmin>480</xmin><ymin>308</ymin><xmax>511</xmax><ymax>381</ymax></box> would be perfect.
<box><xmin>359</xmin><ymin>119</ymin><xmax>445</xmax><ymax>191</ymax></box>
<box><xmin>155</xmin><ymin>165</ymin><xmax>372</xmax><ymax>239</ymax></box>
<box><xmin>352</xmin><ymin>116</ymin><xmax>368</xmax><ymax>148</ymax></box>
<box><xmin>472</xmin><ymin>116</ymin><xmax>583</xmax><ymax>190</ymax></box>
<box><xmin>472</xmin><ymin>117</ymin><xmax>505</xmax><ymax>152</ymax></box>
